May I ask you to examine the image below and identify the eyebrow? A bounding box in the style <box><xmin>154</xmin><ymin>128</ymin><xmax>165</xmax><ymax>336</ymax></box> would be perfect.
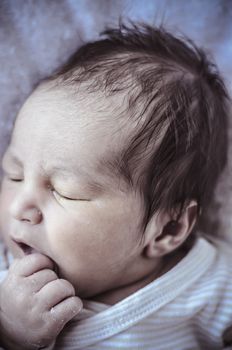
<box><xmin>5</xmin><ymin>152</ymin><xmax>91</xmax><ymax>181</ymax></box>
<box><xmin>50</xmin><ymin>165</ymin><xmax>105</xmax><ymax>193</ymax></box>
<box><xmin>4</xmin><ymin>151</ymin><xmax>110</xmax><ymax>193</ymax></box>
<box><xmin>2</xmin><ymin>152</ymin><xmax>23</xmax><ymax>167</ymax></box>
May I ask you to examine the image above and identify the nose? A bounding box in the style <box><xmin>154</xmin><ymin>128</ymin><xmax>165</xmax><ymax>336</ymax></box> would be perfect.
<box><xmin>10</xmin><ymin>190</ymin><xmax>43</xmax><ymax>225</ymax></box>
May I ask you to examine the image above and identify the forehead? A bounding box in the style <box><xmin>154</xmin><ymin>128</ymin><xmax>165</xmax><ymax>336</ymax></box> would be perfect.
<box><xmin>9</xmin><ymin>83</ymin><xmax>133</xmax><ymax>185</ymax></box>
<box><xmin>15</xmin><ymin>82</ymin><xmax>130</xmax><ymax>137</ymax></box>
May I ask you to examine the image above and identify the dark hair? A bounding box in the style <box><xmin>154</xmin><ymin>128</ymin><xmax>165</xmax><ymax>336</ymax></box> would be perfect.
<box><xmin>49</xmin><ymin>22</ymin><xmax>229</xmax><ymax>230</ymax></box>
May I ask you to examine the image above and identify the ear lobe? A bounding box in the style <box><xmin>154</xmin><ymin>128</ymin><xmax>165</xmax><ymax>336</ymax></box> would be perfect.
<box><xmin>143</xmin><ymin>201</ymin><xmax>198</xmax><ymax>258</ymax></box>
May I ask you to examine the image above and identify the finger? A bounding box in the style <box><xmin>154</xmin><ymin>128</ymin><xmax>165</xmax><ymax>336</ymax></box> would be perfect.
<box><xmin>49</xmin><ymin>296</ymin><xmax>83</xmax><ymax>332</ymax></box>
<box><xmin>27</xmin><ymin>269</ymin><xmax>58</xmax><ymax>292</ymax></box>
<box><xmin>37</xmin><ymin>279</ymin><xmax>76</xmax><ymax>309</ymax></box>
<box><xmin>9</xmin><ymin>253</ymin><xmax>54</xmax><ymax>277</ymax></box>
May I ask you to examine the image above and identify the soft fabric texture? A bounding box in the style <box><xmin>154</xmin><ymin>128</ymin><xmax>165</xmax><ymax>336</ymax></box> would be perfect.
<box><xmin>1</xmin><ymin>236</ymin><xmax>232</xmax><ymax>350</ymax></box>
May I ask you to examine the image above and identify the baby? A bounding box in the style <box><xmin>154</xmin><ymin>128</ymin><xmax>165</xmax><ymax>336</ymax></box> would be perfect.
<box><xmin>0</xmin><ymin>22</ymin><xmax>232</xmax><ymax>350</ymax></box>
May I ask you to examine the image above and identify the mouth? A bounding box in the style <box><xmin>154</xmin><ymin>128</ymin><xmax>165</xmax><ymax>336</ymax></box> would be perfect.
<box><xmin>13</xmin><ymin>239</ymin><xmax>38</xmax><ymax>256</ymax></box>
<box><xmin>12</xmin><ymin>239</ymin><xmax>59</xmax><ymax>275</ymax></box>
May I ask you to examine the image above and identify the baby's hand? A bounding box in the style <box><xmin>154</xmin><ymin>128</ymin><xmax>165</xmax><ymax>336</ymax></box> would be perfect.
<box><xmin>0</xmin><ymin>253</ymin><xmax>83</xmax><ymax>350</ymax></box>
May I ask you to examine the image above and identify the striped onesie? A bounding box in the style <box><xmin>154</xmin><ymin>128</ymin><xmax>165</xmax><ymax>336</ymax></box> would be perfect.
<box><xmin>1</xmin><ymin>236</ymin><xmax>232</xmax><ymax>349</ymax></box>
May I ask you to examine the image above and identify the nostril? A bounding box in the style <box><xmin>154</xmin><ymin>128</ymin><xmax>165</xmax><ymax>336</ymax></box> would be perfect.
<box><xmin>11</xmin><ymin>205</ymin><xmax>42</xmax><ymax>224</ymax></box>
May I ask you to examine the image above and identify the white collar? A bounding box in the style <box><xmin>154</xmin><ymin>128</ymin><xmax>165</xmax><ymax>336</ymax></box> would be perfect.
<box><xmin>58</xmin><ymin>237</ymin><xmax>216</xmax><ymax>349</ymax></box>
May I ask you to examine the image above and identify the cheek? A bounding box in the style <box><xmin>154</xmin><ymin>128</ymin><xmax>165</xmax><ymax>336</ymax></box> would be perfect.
<box><xmin>0</xmin><ymin>179</ymin><xmax>15</xmax><ymax>206</ymax></box>
<box><xmin>0</xmin><ymin>182</ymin><xmax>15</xmax><ymax>234</ymax></box>
<box><xmin>0</xmin><ymin>183</ymin><xmax>18</xmax><ymax>254</ymax></box>
<box><xmin>47</xmin><ymin>199</ymin><xmax>142</xmax><ymax>266</ymax></box>
<box><xmin>45</xmin><ymin>199</ymin><xmax>143</xmax><ymax>296</ymax></box>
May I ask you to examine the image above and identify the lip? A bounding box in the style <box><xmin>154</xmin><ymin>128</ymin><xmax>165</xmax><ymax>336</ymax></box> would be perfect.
<box><xmin>11</xmin><ymin>238</ymin><xmax>59</xmax><ymax>275</ymax></box>
<box><xmin>12</xmin><ymin>239</ymin><xmax>38</xmax><ymax>256</ymax></box>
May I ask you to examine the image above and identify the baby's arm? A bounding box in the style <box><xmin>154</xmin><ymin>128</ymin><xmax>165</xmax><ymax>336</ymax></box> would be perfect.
<box><xmin>0</xmin><ymin>253</ymin><xmax>83</xmax><ymax>350</ymax></box>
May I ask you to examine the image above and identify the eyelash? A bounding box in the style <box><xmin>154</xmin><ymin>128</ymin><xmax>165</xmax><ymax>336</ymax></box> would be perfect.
<box><xmin>6</xmin><ymin>175</ymin><xmax>23</xmax><ymax>182</ymax></box>
<box><xmin>53</xmin><ymin>190</ymin><xmax>89</xmax><ymax>202</ymax></box>
<box><xmin>4</xmin><ymin>172</ymin><xmax>88</xmax><ymax>202</ymax></box>
<box><xmin>52</xmin><ymin>190</ymin><xmax>75</xmax><ymax>201</ymax></box>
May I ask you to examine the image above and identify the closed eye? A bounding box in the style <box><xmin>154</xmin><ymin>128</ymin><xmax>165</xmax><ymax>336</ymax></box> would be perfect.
<box><xmin>5</xmin><ymin>174</ymin><xmax>23</xmax><ymax>182</ymax></box>
<box><xmin>52</xmin><ymin>189</ymin><xmax>74</xmax><ymax>200</ymax></box>
<box><xmin>52</xmin><ymin>189</ymin><xmax>89</xmax><ymax>201</ymax></box>
<box><xmin>58</xmin><ymin>193</ymin><xmax>76</xmax><ymax>201</ymax></box>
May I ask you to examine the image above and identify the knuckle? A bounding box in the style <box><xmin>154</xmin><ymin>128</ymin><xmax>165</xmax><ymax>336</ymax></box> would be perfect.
<box><xmin>8</xmin><ymin>259</ymin><xmax>20</xmax><ymax>272</ymax></box>
<box><xmin>58</xmin><ymin>279</ymin><xmax>75</xmax><ymax>295</ymax></box>
<box><xmin>4</xmin><ymin>272</ymin><xmax>19</xmax><ymax>289</ymax></box>
<box><xmin>30</xmin><ymin>253</ymin><xmax>50</xmax><ymax>264</ymax></box>
<box><xmin>66</xmin><ymin>296</ymin><xmax>83</xmax><ymax>313</ymax></box>
<box><xmin>15</xmin><ymin>288</ymin><xmax>29</xmax><ymax>306</ymax></box>
<box><xmin>26</xmin><ymin>253</ymin><xmax>53</xmax><ymax>270</ymax></box>
<box><xmin>44</xmin><ymin>310</ymin><xmax>66</xmax><ymax>333</ymax></box>
<box><xmin>46</xmin><ymin>269</ymin><xmax>57</xmax><ymax>280</ymax></box>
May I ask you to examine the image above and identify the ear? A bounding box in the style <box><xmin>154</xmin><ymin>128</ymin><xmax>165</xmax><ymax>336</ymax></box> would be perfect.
<box><xmin>143</xmin><ymin>201</ymin><xmax>198</xmax><ymax>258</ymax></box>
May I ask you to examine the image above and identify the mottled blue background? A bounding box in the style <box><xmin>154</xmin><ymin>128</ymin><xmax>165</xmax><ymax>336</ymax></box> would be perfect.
<box><xmin>0</xmin><ymin>0</ymin><xmax>231</xmax><ymax>239</ymax></box>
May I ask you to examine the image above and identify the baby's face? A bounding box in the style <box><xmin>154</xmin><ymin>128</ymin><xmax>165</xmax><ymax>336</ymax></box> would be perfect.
<box><xmin>0</xmin><ymin>84</ymin><xmax>147</xmax><ymax>300</ymax></box>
